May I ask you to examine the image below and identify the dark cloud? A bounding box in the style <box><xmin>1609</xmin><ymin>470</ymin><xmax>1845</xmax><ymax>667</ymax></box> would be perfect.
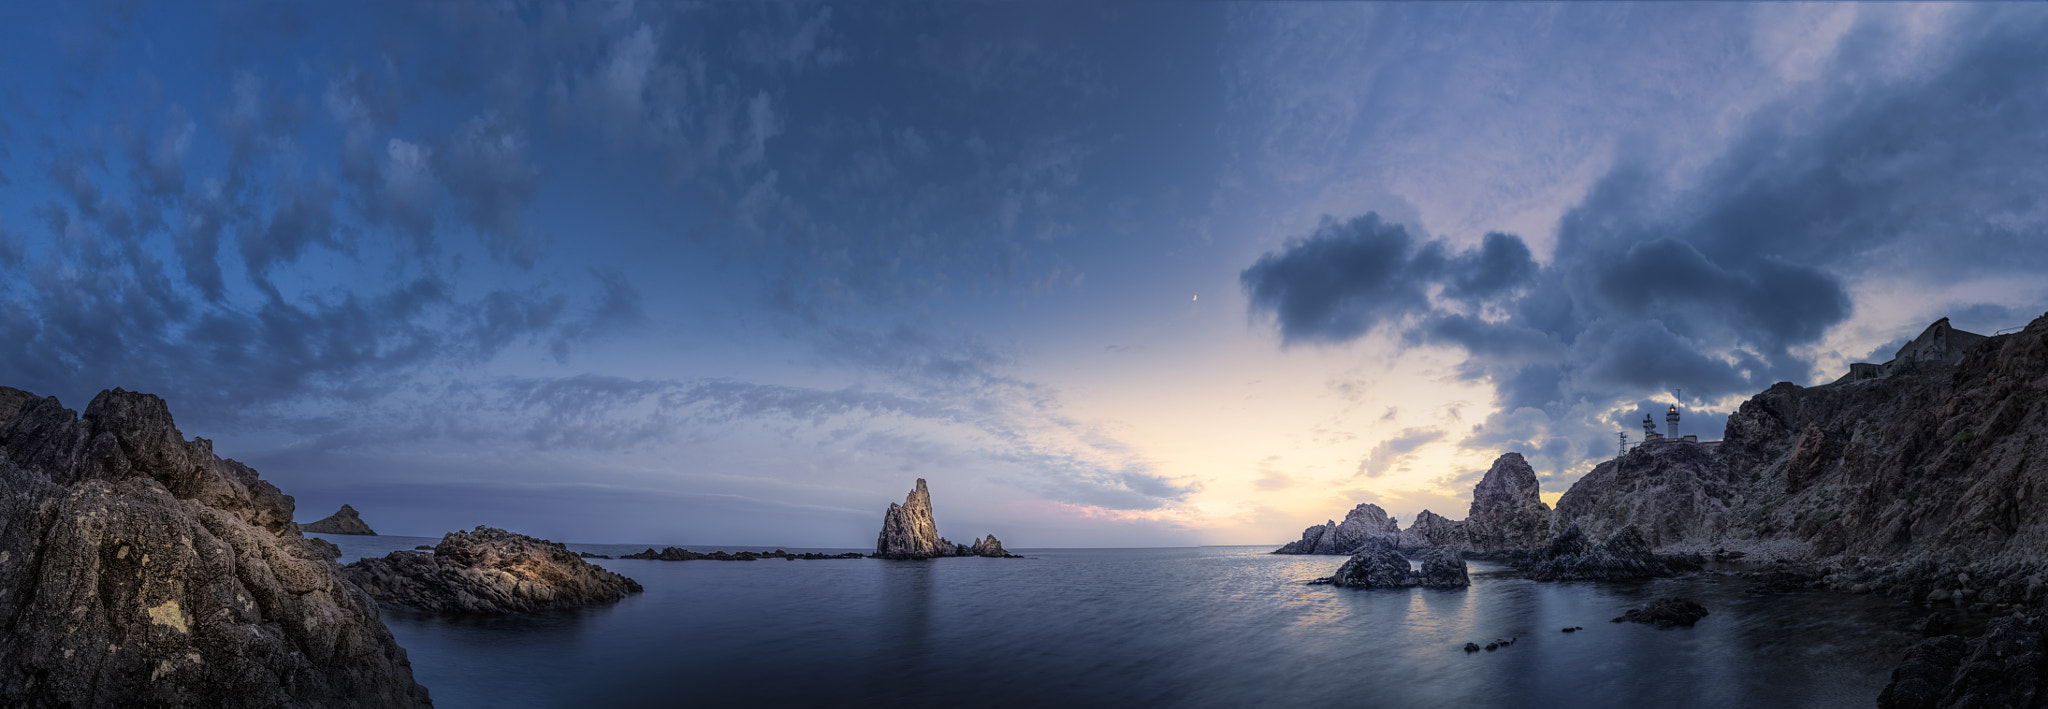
<box><xmin>442</xmin><ymin>113</ymin><xmax>541</xmax><ymax>267</ymax></box>
<box><xmin>1245</xmin><ymin>8</ymin><xmax>2048</xmax><ymax>484</ymax></box>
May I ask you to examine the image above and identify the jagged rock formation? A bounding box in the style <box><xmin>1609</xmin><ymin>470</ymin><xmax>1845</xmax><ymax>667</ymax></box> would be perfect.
<box><xmin>1465</xmin><ymin>453</ymin><xmax>1553</xmax><ymax>554</ymax></box>
<box><xmin>969</xmin><ymin>534</ymin><xmax>1016</xmax><ymax>558</ymax></box>
<box><xmin>1396</xmin><ymin>509</ymin><xmax>1467</xmax><ymax>553</ymax></box>
<box><xmin>299</xmin><ymin>503</ymin><xmax>378</xmax><ymax>535</ymax></box>
<box><xmin>1320</xmin><ymin>539</ymin><xmax>1470</xmax><ymax>590</ymax></box>
<box><xmin>1273</xmin><ymin>503</ymin><xmax>1402</xmax><ymax>555</ymax></box>
<box><xmin>1878</xmin><ymin>613</ymin><xmax>2047</xmax><ymax>708</ymax></box>
<box><xmin>622</xmin><ymin>547</ymin><xmax>863</xmax><ymax>561</ymax></box>
<box><xmin>1552</xmin><ymin>442</ymin><xmax>1740</xmax><ymax>549</ymax></box>
<box><xmin>1613</xmin><ymin>598</ymin><xmax>1710</xmax><ymax>627</ymax></box>
<box><xmin>343</xmin><ymin>526</ymin><xmax>642</xmax><ymax>614</ymax></box>
<box><xmin>0</xmin><ymin>386</ymin><xmax>430</xmax><ymax>706</ymax></box>
<box><xmin>1522</xmin><ymin>526</ymin><xmax>1697</xmax><ymax>582</ymax></box>
<box><xmin>876</xmin><ymin>479</ymin><xmax>951</xmax><ymax>559</ymax></box>
<box><xmin>873</xmin><ymin>479</ymin><xmax>1018</xmax><ymax>560</ymax></box>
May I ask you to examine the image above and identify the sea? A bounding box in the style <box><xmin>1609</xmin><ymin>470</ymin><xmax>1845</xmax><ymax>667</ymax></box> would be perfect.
<box><xmin>310</xmin><ymin>534</ymin><xmax>1930</xmax><ymax>708</ymax></box>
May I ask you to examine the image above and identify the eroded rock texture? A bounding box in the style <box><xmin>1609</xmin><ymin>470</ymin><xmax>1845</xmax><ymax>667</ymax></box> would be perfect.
<box><xmin>1552</xmin><ymin>442</ymin><xmax>1739</xmax><ymax>549</ymax></box>
<box><xmin>1523</xmin><ymin>527</ymin><xmax>1696</xmax><ymax>582</ymax></box>
<box><xmin>0</xmin><ymin>387</ymin><xmax>431</xmax><ymax>707</ymax></box>
<box><xmin>1397</xmin><ymin>509</ymin><xmax>1467</xmax><ymax>553</ymax></box>
<box><xmin>876</xmin><ymin>479</ymin><xmax>950</xmax><ymax>559</ymax></box>
<box><xmin>1878</xmin><ymin>614</ymin><xmax>2047</xmax><ymax>708</ymax></box>
<box><xmin>1465</xmin><ymin>453</ymin><xmax>1553</xmax><ymax>554</ymax></box>
<box><xmin>300</xmin><ymin>504</ymin><xmax>377</xmax><ymax>536</ymax></box>
<box><xmin>1324</xmin><ymin>540</ymin><xmax>1470</xmax><ymax>590</ymax></box>
<box><xmin>1273</xmin><ymin>503</ymin><xmax>1402</xmax><ymax>555</ymax></box>
<box><xmin>342</xmin><ymin>526</ymin><xmax>642</xmax><ymax>614</ymax></box>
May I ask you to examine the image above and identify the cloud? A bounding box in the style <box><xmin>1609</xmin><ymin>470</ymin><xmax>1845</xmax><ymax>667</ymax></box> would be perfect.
<box><xmin>443</xmin><ymin>113</ymin><xmax>541</xmax><ymax>267</ymax></box>
<box><xmin>1355</xmin><ymin>427</ymin><xmax>1445</xmax><ymax>479</ymax></box>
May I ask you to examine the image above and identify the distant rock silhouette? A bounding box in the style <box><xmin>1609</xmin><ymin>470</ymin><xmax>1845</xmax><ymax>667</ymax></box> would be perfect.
<box><xmin>298</xmin><ymin>503</ymin><xmax>377</xmax><ymax>535</ymax></box>
<box><xmin>970</xmin><ymin>534</ymin><xmax>1018</xmax><ymax>558</ymax></box>
<box><xmin>343</xmin><ymin>526</ymin><xmax>642</xmax><ymax>614</ymax></box>
<box><xmin>0</xmin><ymin>386</ymin><xmax>429</xmax><ymax>706</ymax></box>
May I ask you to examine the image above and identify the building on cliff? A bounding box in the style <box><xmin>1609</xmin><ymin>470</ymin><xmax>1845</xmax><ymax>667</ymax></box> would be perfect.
<box><xmin>1627</xmin><ymin>399</ymin><xmax>1720</xmax><ymax>456</ymax></box>
<box><xmin>1832</xmin><ymin>317</ymin><xmax>1986</xmax><ymax>385</ymax></box>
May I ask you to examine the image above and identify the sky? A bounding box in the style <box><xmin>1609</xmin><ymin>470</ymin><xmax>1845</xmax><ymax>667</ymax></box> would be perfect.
<box><xmin>3</xmin><ymin>2</ymin><xmax>2047</xmax><ymax>548</ymax></box>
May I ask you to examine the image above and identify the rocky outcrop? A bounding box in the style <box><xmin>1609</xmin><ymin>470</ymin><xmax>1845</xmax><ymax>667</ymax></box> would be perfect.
<box><xmin>1465</xmin><ymin>453</ymin><xmax>1552</xmax><ymax>555</ymax></box>
<box><xmin>299</xmin><ymin>503</ymin><xmax>377</xmax><ymax>535</ymax></box>
<box><xmin>1551</xmin><ymin>442</ymin><xmax>1740</xmax><ymax>549</ymax></box>
<box><xmin>1613</xmin><ymin>598</ymin><xmax>1710</xmax><ymax>627</ymax></box>
<box><xmin>1877</xmin><ymin>614</ymin><xmax>2047</xmax><ymax>708</ymax></box>
<box><xmin>873</xmin><ymin>479</ymin><xmax>1017</xmax><ymax>560</ymax></box>
<box><xmin>876</xmin><ymin>479</ymin><xmax>952</xmax><ymax>559</ymax></box>
<box><xmin>1273</xmin><ymin>503</ymin><xmax>1402</xmax><ymax>555</ymax></box>
<box><xmin>621</xmin><ymin>547</ymin><xmax>863</xmax><ymax>561</ymax></box>
<box><xmin>969</xmin><ymin>534</ymin><xmax>1017</xmax><ymax>558</ymax></box>
<box><xmin>1521</xmin><ymin>526</ymin><xmax>1697</xmax><ymax>581</ymax></box>
<box><xmin>0</xmin><ymin>386</ymin><xmax>430</xmax><ymax>706</ymax></box>
<box><xmin>343</xmin><ymin>526</ymin><xmax>642</xmax><ymax>614</ymax></box>
<box><xmin>1397</xmin><ymin>509</ymin><xmax>1467</xmax><ymax>553</ymax></box>
<box><xmin>1321</xmin><ymin>539</ymin><xmax>1470</xmax><ymax>590</ymax></box>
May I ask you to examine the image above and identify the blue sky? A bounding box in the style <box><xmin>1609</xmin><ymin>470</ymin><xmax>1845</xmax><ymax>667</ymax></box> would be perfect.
<box><xmin>3</xmin><ymin>3</ymin><xmax>2046</xmax><ymax>547</ymax></box>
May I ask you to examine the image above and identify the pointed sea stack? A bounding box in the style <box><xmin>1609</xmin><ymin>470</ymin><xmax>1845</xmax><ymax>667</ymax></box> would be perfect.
<box><xmin>876</xmin><ymin>479</ymin><xmax>951</xmax><ymax>559</ymax></box>
<box><xmin>1464</xmin><ymin>452</ymin><xmax>1553</xmax><ymax>555</ymax></box>
<box><xmin>299</xmin><ymin>503</ymin><xmax>378</xmax><ymax>535</ymax></box>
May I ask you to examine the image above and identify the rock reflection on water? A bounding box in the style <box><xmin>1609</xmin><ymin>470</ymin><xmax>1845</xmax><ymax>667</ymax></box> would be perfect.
<box><xmin>313</xmin><ymin>535</ymin><xmax>1921</xmax><ymax>708</ymax></box>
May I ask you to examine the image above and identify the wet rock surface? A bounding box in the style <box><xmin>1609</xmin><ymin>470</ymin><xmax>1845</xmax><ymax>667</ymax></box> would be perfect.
<box><xmin>1522</xmin><ymin>527</ymin><xmax>1698</xmax><ymax>581</ymax></box>
<box><xmin>1879</xmin><ymin>614</ymin><xmax>2048</xmax><ymax>709</ymax></box>
<box><xmin>0</xmin><ymin>386</ymin><xmax>430</xmax><ymax>707</ymax></box>
<box><xmin>1323</xmin><ymin>540</ymin><xmax>1470</xmax><ymax>590</ymax></box>
<box><xmin>299</xmin><ymin>503</ymin><xmax>378</xmax><ymax>535</ymax></box>
<box><xmin>1613</xmin><ymin>598</ymin><xmax>1710</xmax><ymax>627</ymax></box>
<box><xmin>343</xmin><ymin>526</ymin><xmax>642</xmax><ymax>614</ymax></box>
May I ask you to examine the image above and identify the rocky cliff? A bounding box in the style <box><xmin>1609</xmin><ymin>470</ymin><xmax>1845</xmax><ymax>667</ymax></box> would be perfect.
<box><xmin>1273</xmin><ymin>503</ymin><xmax>1402</xmax><ymax>555</ymax></box>
<box><xmin>1551</xmin><ymin>442</ymin><xmax>1740</xmax><ymax>549</ymax></box>
<box><xmin>1397</xmin><ymin>509</ymin><xmax>1467</xmax><ymax>553</ymax></box>
<box><xmin>300</xmin><ymin>503</ymin><xmax>378</xmax><ymax>535</ymax></box>
<box><xmin>876</xmin><ymin>479</ymin><xmax>951</xmax><ymax>559</ymax></box>
<box><xmin>0</xmin><ymin>387</ymin><xmax>430</xmax><ymax>706</ymax></box>
<box><xmin>343</xmin><ymin>526</ymin><xmax>642</xmax><ymax>614</ymax></box>
<box><xmin>1464</xmin><ymin>453</ymin><xmax>1553</xmax><ymax>554</ymax></box>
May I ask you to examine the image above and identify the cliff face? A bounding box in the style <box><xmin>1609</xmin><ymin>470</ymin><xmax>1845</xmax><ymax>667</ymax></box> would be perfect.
<box><xmin>1274</xmin><ymin>503</ymin><xmax>1401</xmax><ymax>555</ymax></box>
<box><xmin>1552</xmin><ymin>442</ymin><xmax>1742</xmax><ymax>549</ymax></box>
<box><xmin>300</xmin><ymin>503</ymin><xmax>378</xmax><ymax>535</ymax></box>
<box><xmin>876</xmin><ymin>479</ymin><xmax>950</xmax><ymax>559</ymax></box>
<box><xmin>0</xmin><ymin>387</ymin><xmax>429</xmax><ymax>707</ymax></box>
<box><xmin>1714</xmin><ymin>312</ymin><xmax>2048</xmax><ymax>566</ymax></box>
<box><xmin>1464</xmin><ymin>453</ymin><xmax>1553</xmax><ymax>554</ymax></box>
<box><xmin>343</xmin><ymin>526</ymin><xmax>642</xmax><ymax>614</ymax></box>
<box><xmin>1398</xmin><ymin>509</ymin><xmax>1467</xmax><ymax>552</ymax></box>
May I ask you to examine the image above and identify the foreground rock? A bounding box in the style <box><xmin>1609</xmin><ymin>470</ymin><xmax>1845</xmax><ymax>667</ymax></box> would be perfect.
<box><xmin>343</xmin><ymin>526</ymin><xmax>642</xmax><ymax>613</ymax></box>
<box><xmin>1613</xmin><ymin>597</ymin><xmax>1710</xmax><ymax>627</ymax></box>
<box><xmin>873</xmin><ymin>479</ymin><xmax>1020</xmax><ymax>560</ymax></box>
<box><xmin>1521</xmin><ymin>526</ymin><xmax>1698</xmax><ymax>581</ymax></box>
<box><xmin>1464</xmin><ymin>453</ymin><xmax>1553</xmax><ymax>555</ymax></box>
<box><xmin>0</xmin><ymin>386</ymin><xmax>430</xmax><ymax>706</ymax></box>
<box><xmin>622</xmin><ymin>547</ymin><xmax>863</xmax><ymax>561</ymax></box>
<box><xmin>1275</xmin><ymin>503</ymin><xmax>1402</xmax><ymax>555</ymax></box>
<box><xmin>298</xmin><ymin>503</ymin><xmax>378</xmax><ymax>535</ymax></box>
<box><xmin>1321</xmin><ymin>540</ymin><xmax>1469</xmax><ymax>590</ymax></box>
<box><xmin>1878</xmin><ymin>613</ymin><xmax>2047</xmax><ymax>708</ymax></box>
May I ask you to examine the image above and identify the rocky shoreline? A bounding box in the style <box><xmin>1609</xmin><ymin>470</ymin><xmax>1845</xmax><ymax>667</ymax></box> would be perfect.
<box><xmin>343</xmin><ymin>526</ymin><xmax>643</xmax><ymax>614</ymax></box>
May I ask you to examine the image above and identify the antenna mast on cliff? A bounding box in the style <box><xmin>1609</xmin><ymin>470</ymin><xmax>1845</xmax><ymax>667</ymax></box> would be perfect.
<box><xmin>1618</xmin><ymin>431</ymin><xmax>1629</xmax><ymax>458</ymax></box>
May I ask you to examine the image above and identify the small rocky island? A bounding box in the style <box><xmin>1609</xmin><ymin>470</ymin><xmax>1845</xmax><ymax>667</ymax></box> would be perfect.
<box><xmin>343</xmin><ymin>526</ymin><xmax>643</xmax><ymax>614</ymax></box>
<box><xmin>298</xmin><ymin>503</ymin><xmax>378</xmax><ymax>535</ymax></box>
<box><xmin>0</xmin><ymin>386</ymin><xmax>430</xmax><ymax>706</ymax></box>
<box><xmin>875</xmin><ymin>479</ymin><xmax>1021</xmax><ymax>559</ymax></box>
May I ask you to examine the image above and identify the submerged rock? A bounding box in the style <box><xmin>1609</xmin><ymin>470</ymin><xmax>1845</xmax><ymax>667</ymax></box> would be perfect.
<box><xmin>343</xmin><ymin>526</ymin><xmax>642</xmax><ymax>614</ymax></box>
<box><xmin>1613</xmin><ymin>598</ymin><xmax>1710</xmax><ymax>627</ymax></box>
<box><xmin>298</xmin><ymin>503</ymin><xmax>377</xmax><ymax>535</ymax></box>
<box><xmin>621</xmin><ymin>547</ymin><xmax>863</xmax><ymax>561</ymax></box>
<box><xmin>1522</xmin><ymin>526</ymin><xmax>1697</xmax><ymax>581</ymax></box>
<box><xmin>0</xmin><ymin>386</ymin><xmax>430</xmax><ymax>706</ymax></box>
<box><xmin>1465</xmin><ymin>453</ymin><xmax>1553</xmax><ymax>555</ymax></box>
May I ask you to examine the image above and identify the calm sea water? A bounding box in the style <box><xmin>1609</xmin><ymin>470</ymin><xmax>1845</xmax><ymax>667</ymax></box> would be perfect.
<box><xmin>313</xmin><ymin>534</ymin><xmax>1926</xmax><ymax>708</ymax></box>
